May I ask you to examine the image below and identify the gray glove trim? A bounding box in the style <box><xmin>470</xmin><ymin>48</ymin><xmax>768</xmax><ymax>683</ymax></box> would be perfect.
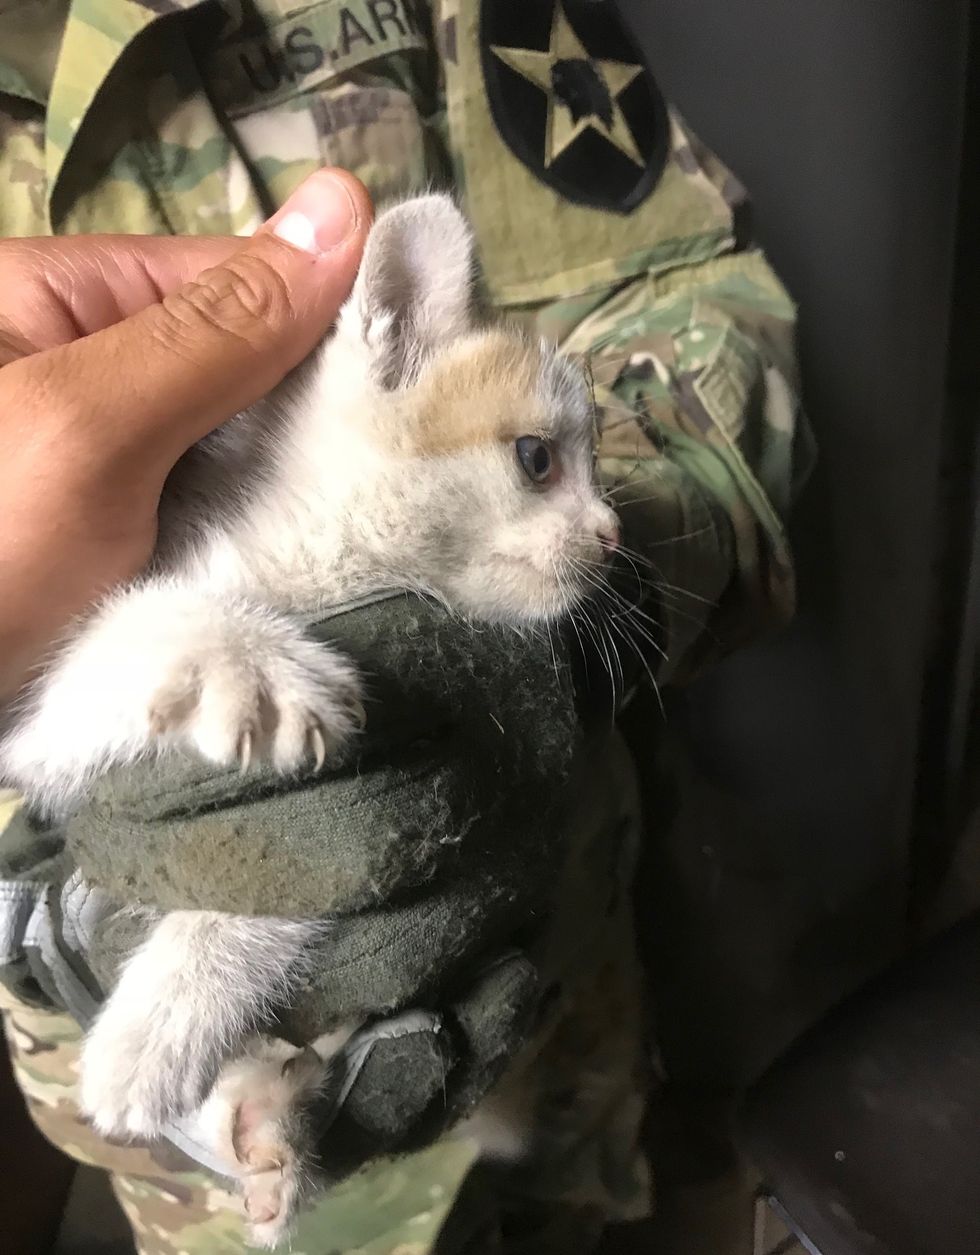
<box><xmin>0</xmin><ymin>879</ymin><xmax>43</xmax><ymax>966</ymax></box>
<box><xmin>0</xmin><ymin>871</ymin><xmax>444</xmax><ymax>1178</ymax></box>
<box><xmin>169</xmin><ymin>1009</ymin><xmax>445</xmax><ymax>1179</ymax></box>
<box><xmin>1</xmin><ymin>872</ymin><xmax>107</xmax><ymax>1021</ymax></box>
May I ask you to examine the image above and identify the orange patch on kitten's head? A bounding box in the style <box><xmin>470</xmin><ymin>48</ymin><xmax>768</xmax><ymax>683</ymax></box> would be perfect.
<box><xmin>405</xmin><ymin>331</ymin><xmax>550</xmax><ymax>455</ymax></box>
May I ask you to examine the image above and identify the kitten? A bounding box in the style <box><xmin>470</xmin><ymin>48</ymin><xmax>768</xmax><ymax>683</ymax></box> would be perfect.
<box><xmin>0</xmin><ymin>195</ymin><xmax>619</xmax><ymax>1245</ymax></box>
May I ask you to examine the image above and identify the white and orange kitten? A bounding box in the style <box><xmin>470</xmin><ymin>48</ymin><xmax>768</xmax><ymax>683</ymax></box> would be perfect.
<box><xmin>0</xmin><ymin>196</ymin><xmax>619</xmax><ymax>1245</ymax></box>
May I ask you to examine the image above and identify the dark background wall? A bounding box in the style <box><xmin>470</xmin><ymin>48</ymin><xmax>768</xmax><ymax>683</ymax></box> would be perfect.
<box><xmin>620</xmin><ymin>0</ymin><xmax>972</xmax><ymax>1087</ymax></box>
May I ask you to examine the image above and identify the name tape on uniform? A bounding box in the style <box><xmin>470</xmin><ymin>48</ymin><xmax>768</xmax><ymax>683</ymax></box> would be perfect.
<box><xmin>207</xmin><ymin>0</ymin><xmax>428</xmax><ymax>114</ymax></box>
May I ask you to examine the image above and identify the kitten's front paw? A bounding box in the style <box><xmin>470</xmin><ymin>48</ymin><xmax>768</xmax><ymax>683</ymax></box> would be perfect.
<box><xmin>149</xmin><ymin>633</ymin><xmax>365</xmax><ymax>773</ymax></box>
<box><xmin>80</xmin><ymin>1001</ymin><xmax>222</xmax><ymax>1139</ymax></box>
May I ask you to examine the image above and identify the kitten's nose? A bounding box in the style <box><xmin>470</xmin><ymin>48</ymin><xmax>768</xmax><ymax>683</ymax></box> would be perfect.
<box><xmin>597</xmin><ymin>521</ymin><xmax>621</xmax><ymax>557</ymax></box>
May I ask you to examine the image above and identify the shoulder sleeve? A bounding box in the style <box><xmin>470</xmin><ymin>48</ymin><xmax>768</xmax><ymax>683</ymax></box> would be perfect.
<box><xmin>531</xmin><ymin>248</ymin><xmax>815</xmax><ymax>688</ymax></box>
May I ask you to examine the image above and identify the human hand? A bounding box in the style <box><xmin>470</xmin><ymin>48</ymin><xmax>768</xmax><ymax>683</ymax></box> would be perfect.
<box><xmin>0</xmin><ymin>168</ymin><xmax>371</xmax><ymax>701</ymax></box>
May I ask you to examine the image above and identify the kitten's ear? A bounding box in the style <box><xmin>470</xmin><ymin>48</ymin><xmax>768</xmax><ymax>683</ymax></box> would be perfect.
<box><xmin>344</xmin><ymin>194</ymin><xmax>474</xmax><ymax>388</ymax></box>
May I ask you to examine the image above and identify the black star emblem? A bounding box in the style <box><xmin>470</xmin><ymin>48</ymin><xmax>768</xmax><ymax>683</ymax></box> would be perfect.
<box><xmin>490</xmin><ymin>2</ymin><xmax>644</xmax><ymax>168</ymax></box>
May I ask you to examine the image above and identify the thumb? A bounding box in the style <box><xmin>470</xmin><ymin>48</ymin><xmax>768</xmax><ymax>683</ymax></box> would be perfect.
<box><xmin>6</xmin><ymin>167</ymin><xmax>371</xmax><ymax>480</ymax></box>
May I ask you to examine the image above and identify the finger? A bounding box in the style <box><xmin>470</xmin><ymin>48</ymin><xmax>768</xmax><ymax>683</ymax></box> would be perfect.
<box><xmin>3</xmin><ymin>168</ymin><xmax>373</xmax><ymax>480</ymax></box>
<box><xmin>0</xmin><ymin>235</ymin><xmax>246</xmax><ymax>360</ymax></box>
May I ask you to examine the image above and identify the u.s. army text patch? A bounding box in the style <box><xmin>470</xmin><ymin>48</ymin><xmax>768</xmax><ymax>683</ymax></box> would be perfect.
<box><xmin>206</xmin><ymin>0</ymin><xmax>429</xmax><ymax>115</ymax></box>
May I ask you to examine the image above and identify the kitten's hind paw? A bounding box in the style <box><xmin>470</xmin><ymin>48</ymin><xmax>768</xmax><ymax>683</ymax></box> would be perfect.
<box><xmin>196</xmin><ymin>1032</ymin><xmax>355</xmax><ymax>1248</ymax></box>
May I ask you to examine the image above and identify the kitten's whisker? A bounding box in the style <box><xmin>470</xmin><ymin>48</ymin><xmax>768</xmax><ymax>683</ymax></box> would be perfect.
<box><xmin>544</xmin><ymin>560</ymin><xmax>564</xmax><ymax>687</ymax></box>
<box><xmin>568</xmin><ymin>558</ymin><xmax>659</xmax><ymax>621</ymax></box>
<box><xmin>592</xmin><ymin>571</ymin><xmax>712</xmax><ymax>631</ymax></box>
<box><xmin>575</xmin><ymin>606</ymin><xmax>618</xmax><ymax>716</ymax></box>
<box><xmin>579</xmin><ymin>582</ymin><xmax>670</xmax><ymax>663</ymax></box>
<box><xmin>585</xmin><ymin>578</ymin><xmax>671</xmax><ymax>635</ymax></box>
<box><xmin>567</xmin><ymin>609</ymin><xmax>591</xmax><ymax>689</ymax></box>
<box><xmin>568</xmin><ymin>559</ymin><xmax>670</xmax><ymax>671</ymax></box>
<box><xmin>546</xmin><ymin>623</ymin><xmax>561</xmax><ymax>687</ymax></box>
<box><xmin>604</xmin><ymin>603</ymin><xmax>668</xmax><ymax>661</ymax></box>
<box><xmin>606</xmin><ymin>614</ymin><xmax>666</xmax><ymax>719</ymax></box>
<box><xmin>585</xmin><ymin>591</ymin><xmax>665</xmax><ymax>716</ymax></box>
<box><xmin>641</xmin><ymin>575</ymin><xmax>717</xmax><ymax>608</ymax></box>
<box><xmin>576</xmin><ymin>537</ymin><xmax>716</xmax><ymax>617</ymax></box>
<box><xmin>584</xmin><ymin>364</ymin><xmax>638</xmax><ymax>386</ymax></box>
<box><xmin>589</xmin><ymin>501</ymin><xmax>715</xmax><ymax>547</ymax></box>
<box><xmin>598</xmin><ymin>572</ymin><xmax>714</xmax><ymax>635</ymax></box>
<box><xmin>599</xmin><ymin>613</ymin><xmax>625</xmax><ymax>699</ymax></box>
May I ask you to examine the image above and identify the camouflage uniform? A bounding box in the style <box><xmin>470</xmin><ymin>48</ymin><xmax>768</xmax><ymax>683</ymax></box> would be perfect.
<box><xmin>0</xmin><ymin>0</ymin><xmax>809</xmax><ymax>1251</ymax></box>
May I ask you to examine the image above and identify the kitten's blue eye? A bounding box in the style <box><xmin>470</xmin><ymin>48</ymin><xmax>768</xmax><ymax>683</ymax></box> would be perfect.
<box><xmin>516</xmin><ymin>436</ymin><xmax>555</xmax><ymax>485</ymax></box>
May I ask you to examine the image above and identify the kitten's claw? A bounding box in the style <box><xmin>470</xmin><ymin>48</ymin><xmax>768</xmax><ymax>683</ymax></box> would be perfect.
<box><xmin>146</xmin><ymin>630</ymin><xmax>364</xmax><ymax>776</ymax></box>
<box><xmin>246</xmin><ymin>1184</ymin><xmax>284</xmax><ymax>1228</ymax></box>
<box><xmin>307</xmin><ymin>723</ymin><xmax>328</xmax><ymax>772</ymax></box>
<box><xmin>244</xmin><ymin>1154</ymin><xmax>284</xmax><ymax>1174</ymax></box>
<box><xmin>194</xmin><ymin>1034</ymin><xmax>355</xmax><ymax>1249</ymax></box>
<box><xmin>238</xmin><ymin>728</ymin><xmax>255</xmax><ymax>773</ymax></box>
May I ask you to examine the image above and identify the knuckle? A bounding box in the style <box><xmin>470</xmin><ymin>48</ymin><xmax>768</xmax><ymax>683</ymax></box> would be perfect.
<box><xmin>9</xmin><ymin>355</ymin><xmax>76</xmax><ymax>425</ymax></box>
<box><xmin>2</xmin><ymin>358</ymin><xmax>92</xmax><ymax>470</ymax></box>
<box><xmin>39</xmin><ymin>392</ymin><xmax>90</xmax><ymax>449</ymax></box>
<box><xmin>0</xmin><ymin>318</ymin><xmax>34</xmax><ymax>364</ymax></box>
<box><xmin>160</xmin><ymin>254</ymin><xmax>294</xmax><ymax>347</ymax></box>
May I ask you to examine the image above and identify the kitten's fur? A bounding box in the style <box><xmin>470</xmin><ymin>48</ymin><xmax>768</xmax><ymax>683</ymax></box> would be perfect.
<box><xmin>0</xmin><ymin>196</ymin><xmax>618</xmax><ymax>1245</ymax></box>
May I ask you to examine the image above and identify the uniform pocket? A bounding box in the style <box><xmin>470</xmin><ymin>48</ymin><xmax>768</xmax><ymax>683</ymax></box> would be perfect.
<box><xmin>197</xmin><ymin>0</ymin><xmax>437</xmax><ymax>208</ymax></box>
<box><xmin>231</xmin><ymin>80</ymin><xmax>432</xmax><ymax>208</ymax></box>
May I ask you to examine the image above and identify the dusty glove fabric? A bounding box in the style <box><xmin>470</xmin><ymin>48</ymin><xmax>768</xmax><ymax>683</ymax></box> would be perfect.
<box><xmin>69</xmin><ymin>593</ymin><xmax>580</xmax><ymax>1001</ymax></box>
<box><xmin>0</xmin><ymin>592</ymin><xmax>586</xmax><ymax>1169</ymax></box>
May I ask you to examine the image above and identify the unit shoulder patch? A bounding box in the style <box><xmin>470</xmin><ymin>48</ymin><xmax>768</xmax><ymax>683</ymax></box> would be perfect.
<box><xmin>480</xmin><ymin>0</ymin><xmax>668</xmax><ymax>213</ymax></box>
